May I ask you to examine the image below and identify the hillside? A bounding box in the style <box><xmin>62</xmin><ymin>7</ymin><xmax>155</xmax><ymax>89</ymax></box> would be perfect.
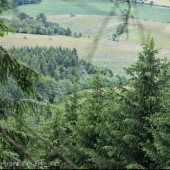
<box><xmin>1</xmin><ymin>15</ymin><xmax>170</xmax><ymax>74</ymax></box>
<box><xmin>3</xmin><ymin>0</ymin><xmax>170</xmax><ymax>22</ymax></box>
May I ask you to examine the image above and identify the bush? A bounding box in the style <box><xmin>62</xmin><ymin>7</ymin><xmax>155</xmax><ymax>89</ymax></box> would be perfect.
<box><xmin>150</xmin><ymin>1</ymin><xmax>154</xmax><ymax>6</ymax></box>
<box><xmin>112</xmin><ymin>34</ymin><xmax>117</xmax><ymax>41</ymax></box>
<box><xmin>116</xmin><ymin>24</ymin><xmax>124</xmax><ymax>36</ymax></box>
<box><xmin>70</xmin><ymin>13</ymin><xmax>75</xmax><ymax>17</ymax></box>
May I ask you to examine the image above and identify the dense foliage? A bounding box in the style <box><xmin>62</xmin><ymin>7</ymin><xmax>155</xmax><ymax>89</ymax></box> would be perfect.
<box><xmin>1</xmin><ymin>36</ymin><xmax>169</xmax><ymax>169</ymax></box>
<box><xmin>7</xmin><ymin>46</ymin><xmax>115</xmax><ymax>103</ymax></box>
<box><xmin>58</xmin><ymin>37</ymin><xmax>170</xmax><ymax>169</ymax></box>
<box><xmin>6</xmin><ymin>12</ymin><xmax>72</xmax><ymax>36</ymax></box>
<box><xmin>0</xmin><ymin>0</ymin><xmax>12</xmax><ymax>36</ymax></box>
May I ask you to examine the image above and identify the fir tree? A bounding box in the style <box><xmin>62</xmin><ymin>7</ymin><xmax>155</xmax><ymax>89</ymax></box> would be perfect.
<box><xmin>114</xmin><ymin>36</ymin><xmax>170</xmax><ymax>168</ymax></box>
<box><xmin>143</xmin><ymin>67</ymin><xmax>170</xmax><ymax>169</ymax></box>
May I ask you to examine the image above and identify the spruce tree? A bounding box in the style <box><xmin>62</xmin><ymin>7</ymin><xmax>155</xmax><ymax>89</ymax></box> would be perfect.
<box><xmin>67</xmin><ymin>72</ymin><xmax>107</xmax><ymax>168</ymax></box>
<box><xmin>143</xmin><ymin>69</ymin><xmax>170</xmax><ymax>169</ymax></box>
<box><xmin>112</xmin><ymin>36</ymin><xmax>170</xmax><ymax>168</ymax></box>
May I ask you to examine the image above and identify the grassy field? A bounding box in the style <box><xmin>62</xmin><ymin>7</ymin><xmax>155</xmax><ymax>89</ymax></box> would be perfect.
<box><xmin>3</xmin><ymin>0</ymin><xmax>170</xmax><ymax>22</ymax></box>
<box><xmin>48</xmin><ymin>15</ymin><xmax>170</xmax><ymax>48</ymax></box>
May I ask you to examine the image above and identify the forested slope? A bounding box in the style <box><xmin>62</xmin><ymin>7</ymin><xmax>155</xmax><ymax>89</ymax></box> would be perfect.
<box><xmin>5</xmin><ymin>46</ymin><xmax>115</xmax><ymax>103</ymax></box>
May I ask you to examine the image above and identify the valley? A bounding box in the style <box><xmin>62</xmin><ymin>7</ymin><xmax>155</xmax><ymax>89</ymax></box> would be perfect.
<box><xmin>1</xmin><ymin>14</ymin><xmax>170</xmax><ymax>73</ymax></box>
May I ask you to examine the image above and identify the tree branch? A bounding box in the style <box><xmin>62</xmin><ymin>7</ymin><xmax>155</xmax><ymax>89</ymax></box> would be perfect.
<box><xmin>0</xmin><ymin>125</ymin><xmax>35</xmax><ymax>165</ymax></box>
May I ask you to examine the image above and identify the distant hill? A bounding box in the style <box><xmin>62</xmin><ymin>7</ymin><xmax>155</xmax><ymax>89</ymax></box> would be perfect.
<box><xmin>115</xmin><ymin>0</ymin><xmax>170</xmax><ymax>7</ymax></box>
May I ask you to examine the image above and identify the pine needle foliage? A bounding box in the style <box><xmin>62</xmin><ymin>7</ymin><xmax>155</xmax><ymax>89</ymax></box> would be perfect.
<box><xmin>0</xmin><ymin>46</ymin><xmax>43</xmax><ymax>95</ymax></box>
<box><xmin>115</xmin><ymin>36</ymin><xmax>170</xmax><ymax>168</ymax></box>
<box><xmin>0</xmin><ymin>1</ymin><xmax>79</xmax><ymax>168</ymax></box>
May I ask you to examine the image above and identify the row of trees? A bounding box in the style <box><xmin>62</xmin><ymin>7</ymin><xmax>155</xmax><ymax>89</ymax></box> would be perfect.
<box><xmin>5</xmin><ymin>12</ymin><xmax>72</xmax><ymax>36</ymax></box>
<box><xmin>12</xmin><ymin>0</ymin><xmax>42</xmax><ymax>6</ymax></box>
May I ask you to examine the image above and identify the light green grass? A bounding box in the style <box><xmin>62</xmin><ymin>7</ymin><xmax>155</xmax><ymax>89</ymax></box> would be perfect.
<box><xmin>48</xmin><ymin>15</ymin><xmax>170</xmax><ymax>48</ymax></box>
<box><xmin>3</xmin><ymin>0</ymin><xmax>170</xmax><ymax>22</ymax></box>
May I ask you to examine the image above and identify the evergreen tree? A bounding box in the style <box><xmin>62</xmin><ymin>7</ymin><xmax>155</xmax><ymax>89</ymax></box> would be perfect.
<box><xmin>67</xmin><ymin>72</ymin><xmax>107</xmax><ymax>168</ymax></box>
<box><xmin>112</xmin><ymin>36</ymin><xmax>170</xmax><ymax>168</ymax></box>
<box><xmin>0</xmin><ymin>0</ymin><xmax>11</xmax><ymax>36</ymax></box>
<box><xmin>144</xmin><ymin>69</ymin><xmax>170</xmax><ymax>169</ymax></box>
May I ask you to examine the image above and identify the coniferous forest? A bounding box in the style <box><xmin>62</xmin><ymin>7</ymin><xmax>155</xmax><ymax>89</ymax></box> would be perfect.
<box><xmin>0</xmin><ymin>0</ymin><xmax>170</xmax><ymax>169</ymax></box>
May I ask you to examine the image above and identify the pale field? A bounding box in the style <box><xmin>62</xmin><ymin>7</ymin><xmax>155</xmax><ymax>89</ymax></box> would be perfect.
<box><xmin>144</xmin><ymin>0</ymin><xmax>170</xmax><ymax>6</ymax></box>
<box><xmin>48</xmin><ymin>15</ymin><xmax>170</xmax><ymax>48</ymax></box>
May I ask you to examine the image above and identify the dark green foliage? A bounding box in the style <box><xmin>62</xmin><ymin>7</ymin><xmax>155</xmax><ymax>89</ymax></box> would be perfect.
<box><xmin>62</xmin><ymin>72</ymin><xmax>119</xmax><ymax>169</ymax></box>
<box><xmin>112</xmin><ymin>24</ymin><xmax>125</xmax><ymax>40</ymax></box>
<box><xmin>110</xmin><ymin>36</ymin><xmax>170</xmax><ymax>168</ymax></box>
<box><xmin>0</xmin><ymin>10</ymin><xmax>44</xmax><ymax>166</ymax></box>
<box><xmin>0</xmin><ymin>46</ymin><xmax>79</xmax><ymax>168</ymax></box>
<box><xmin>8</xmin><ymin>46</ymin><xmax>79</xmax><ymax>102</ymax></box>
<box><xmin>7</xmin><ymin>12</ymin><xmax>72</xmax><ymax>36</ymax></box>
<box><xmin>8</xmin><ymin>46</ymin><xmax>115</xmax><ymax>103</ymax></box>
<box><xmin>73</xmin><ymin>32</ymin><xmax>82</xmax><ymax>38</ymax></box>
<box><xmin>58</xmin><ymin>37</ymin><xmax>170</xmax><ymax>169</ymax></box>
<box><xmin>0</xmin><ymin>47</ymin><xmax>42</xmax><ymax>95</ymax></box>
<box><xmin>0</xmin><ymin>0</ymin><xmax>12</xmax><ymax>36</ymax></box>
<box><xmin>143</xmin><ymin>70</ymin><xmax>170</xmax><ymax>169</ymax></box>
<box><xmin>116</xmin><ymin>23</ymin><xmax>125</xmax><ymax>36</ymax></box>
<box><xmin>18</xmin><ymin>12</ymin><xmax>30</xmax><ymax>20</ymax></box>
<box><xmin>9</xmin><ymin>46</ymin><xmax>79</xmax><ymax>79</ymax></box>
<box><xmin>0</xmin><ymin>3</ymin><xmax>79</xmax><ymax>168</ymax></box>
<box><xmin>64</xmin><ymin>72</ymin><xmax>106</xmax><ymax>168</ymax></box>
